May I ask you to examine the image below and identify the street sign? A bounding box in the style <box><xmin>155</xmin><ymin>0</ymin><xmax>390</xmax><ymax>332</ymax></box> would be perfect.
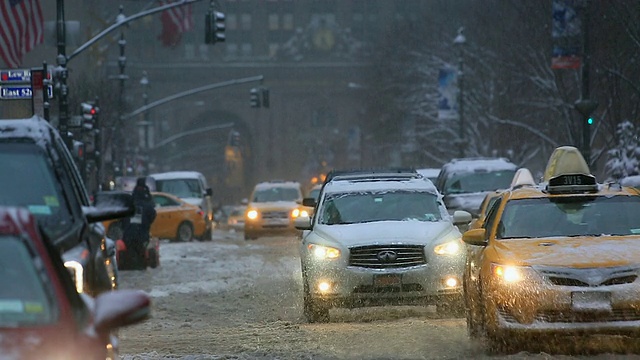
<box><xmin>0</xmin><ymin>69</ymin><xmax>31</xmax><ymax>83</ymax></box>
<box><xmin>0</xmin><ymin>85</ymin><xmax>53</xmax><ymax>100</ymax></box>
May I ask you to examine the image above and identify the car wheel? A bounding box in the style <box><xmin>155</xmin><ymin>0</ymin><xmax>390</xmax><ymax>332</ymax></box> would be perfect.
<box><xmin>177</xmin><ymin>222</ymin><xmax>194</xmax><ymax>242</ymax></box>
<box><xmin>302</xmin><ymin>275</ymin><xmax>330</xmax><ymax>323</ymax></box>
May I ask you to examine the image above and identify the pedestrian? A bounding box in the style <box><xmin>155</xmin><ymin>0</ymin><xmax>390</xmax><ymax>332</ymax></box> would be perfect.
<box><xmin>122</xmin><ymin>177</ymin><xmax>157</xmax><ymax>270</ymax></box>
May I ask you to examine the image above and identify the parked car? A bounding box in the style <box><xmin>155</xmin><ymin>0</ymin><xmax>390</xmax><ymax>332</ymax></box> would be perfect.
<box><xmin>295</xmin><ymin>170</ymin><xmax>471</xmax><ymax>322</ymax></box>
<box><xmin>149</xmin><ymin>171</ymin><xmax>214</xmax><ymax>240</ymax></box>
<box><xmin>416</xmin><ymin>167</ymin><xmax>441</xmax><ymax>183</ymax></box>
<box><xmin>435</xmin><ymin>157</ymin><xmax>517</xmax><ymax>217</ymax></box>
<box><xmin>0</xmin><ymin>116</ymin><xmax>133</xmax><ymax>296</ymax></box>
<box><xmin>244</xmin><ymin>180</ymin><xmax>306</xmax><ymax>240</ymax></box>
<box><xmin>463</xmin><ymin>146</ymin><xmax>640</xmax><ymax>354</ymax></box>
<box><xmin>0</xmin><ymin>206</ymin><xmax>150</xmax><ymax>359</ymax></box>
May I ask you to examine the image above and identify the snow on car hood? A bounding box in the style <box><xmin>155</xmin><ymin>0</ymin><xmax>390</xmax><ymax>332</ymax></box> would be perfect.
<box><xmin>493</xmin><ymin>237</ymin><xmax>640</xmax><ymax>268</ymax></box>
<box><xmin>313</xmin><ymin>221</ymin><xmax>456</xmax><ymax>247</ymax></box>
<box><xmin>444</xmin><ymin>192</ymin><xmax>487</xmax><ymax>215</ymax></box>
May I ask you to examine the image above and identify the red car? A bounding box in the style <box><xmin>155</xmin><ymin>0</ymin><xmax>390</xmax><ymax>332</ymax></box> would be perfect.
<box><xmin>0</xmin><ymin>207</ymin><xmax>151</xmax><ymax>359</ymax></box>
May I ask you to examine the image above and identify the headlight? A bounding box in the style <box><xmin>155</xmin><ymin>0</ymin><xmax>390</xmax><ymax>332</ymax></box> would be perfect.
<box><xmin>434</xmin><ymin>240</ymin><xmax>461</xmax><ymax>255</ymax></box>
<box><xmin>292</xmin><ymin>208</ymin><xmax>301</xmax><ymax>218</ymax></box>
<box><xmin>308</xmin><ymin>244</ymin><xmax>341</xmax><ymax>260</ymax></box>
<box><xmin>246</xmin><ymin>209</ymin><xmax>259</xmax><ymax>220</ymax></box>
<box><xmin>491</xmin><ymin>263</ymin><xmax>523</xmax><ymax>283</ymax></box>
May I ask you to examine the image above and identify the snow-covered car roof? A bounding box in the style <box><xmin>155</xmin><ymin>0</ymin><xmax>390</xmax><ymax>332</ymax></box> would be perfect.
<box><xmin>324</xmin><ymin>176</ymin><xmax>439</xmax><ymax>195</ymax></box>
<box><xmin>0</xmin><ymin>115</ymin><xmax>55</xmax><ymax>147</ymax></box>
<box><xmin>149</xmin><ymin>171</ymin><xmax>205</xmax><ymax>180</ymax></box>
<box><xmin>441</xmin><ymin>157</ymin><xmax>517</xmax><ymax>176</ymax></box>
<box><xmin>254</xmin><ymin>181</ymin><xmax>302</xmax><ymax>190</ymax></box>
<box><xmin>416</xmin><ymin>168</ymin><xmax>440</xmax><ymax>178</ymax></box>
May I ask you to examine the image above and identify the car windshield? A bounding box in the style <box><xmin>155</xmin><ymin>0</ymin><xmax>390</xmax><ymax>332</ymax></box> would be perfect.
<box><xmin>319</xmin><ymin>190</ymin><xmax>442</xmax><ymax>225</ymax></box>
<box><xmin>0</xmin><ymin>236</ymin><xmax>56</xmax><ymax>326</ymax></box>
<box><xmin>0</xmin><ymin>143</ymin><xmax>74</xmax><ymax>239</ymax></box>
<box><xmin>444</xmin><ymin>170</ymin><xmax>515</xmax><ymax>194</ymax></box>
<box><xmin>252</xmin><ymin>187</ymin><xmax>300</xmax><ymax>202</ymax></box>
<box><xmin>155</xmin><ymin>179</ymin><xmax>202</xmax><ymax>199</ymax></box>
<box><xmin>497</xmin><ymin>196</ymin><xmax>640</xmax><ymax>239</ymax></box>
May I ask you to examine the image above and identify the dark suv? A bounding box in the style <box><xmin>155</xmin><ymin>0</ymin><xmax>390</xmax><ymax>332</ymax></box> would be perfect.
<box><xmin>435</xmin><ymin>157</ymin><xmax>517</xmax><ymax>217</ymax></box>
<box><xmin>0</xmin><ymin>116</ymin><xmax>133</xmax><ymax>296</ymax></box>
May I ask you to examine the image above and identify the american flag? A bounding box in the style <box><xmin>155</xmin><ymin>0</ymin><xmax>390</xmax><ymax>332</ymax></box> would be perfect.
<box><xmin>0</xmin><ymin>0</ymin><xmax>43</xmax><ymax>68</ymax></box>
<box><xmin>158</xmin><ymin>0</ymin><xmax>193</xmax><ymax>47</ymax></box>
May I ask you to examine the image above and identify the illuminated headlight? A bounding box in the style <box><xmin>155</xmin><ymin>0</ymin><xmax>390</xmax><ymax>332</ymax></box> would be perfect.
<box><xmin>434</xmin><ymin>240</ymin><xmax>461</xmax><ymax>255</ymax></box>
<box><xmin>64</xmin><ymin>260</ymin><xmax>84</xmax><ymax>293</ymax></box>
<box><xmin>246</xmin><ymin>209</ymin><xmax>259</xmax><ymax>220</ymax></box>
<box><xmin>491</xmin><ymin>264</ymin><xmax>524</xmax><ymax>283</ymax></box>
<box><xmin>308</xmin><ymin>244</ymin><xmax>341</xmax><ymax>260</ymax></box>
<box><xmin>292</xmin><ymin>208</ymin><xmax>309</xmax><ymax>218</ymax></box>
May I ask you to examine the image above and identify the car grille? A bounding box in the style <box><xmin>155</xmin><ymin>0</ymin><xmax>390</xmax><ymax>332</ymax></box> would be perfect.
<box><xmin>262</xmin><ymin>211</ymin><xmax>289</xmax><ymax>220</ymax></box>
<box><xmin>535</xmin><ymin>266</ymin><xmax>639</xmax><ymax>288</ymax></box>
<box><xmin>348</xmin><ymin>245</ymin><xmax>426</xmax><ymax>269</ymax></box>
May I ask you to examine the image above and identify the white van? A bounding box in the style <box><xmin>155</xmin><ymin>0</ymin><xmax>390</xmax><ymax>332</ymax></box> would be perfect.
<box><xmin>148</xmin><ymin>171</ymin><xmax>214</xmax><ymax>240</ymax></box>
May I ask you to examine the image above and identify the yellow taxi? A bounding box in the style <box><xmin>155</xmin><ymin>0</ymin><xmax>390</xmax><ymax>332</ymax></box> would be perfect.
<box><xmin>463</xmin><ymin>146</ymin><xmax>640</xmax><ymax>353</ymax></box>
<box><xmin>244</xmin><ymin>181</ymin><xmax>308</xmax><ymax>240</ymax></box>
<box><xmin>151</xmin><ymin>192</ymin><xmax>208</xmax><ymax>242</ymax></box>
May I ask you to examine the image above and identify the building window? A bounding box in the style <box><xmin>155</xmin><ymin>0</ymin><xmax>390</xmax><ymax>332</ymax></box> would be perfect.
<box><xmin>227</xmin><ymin>14</ymin><xmax>238</xmax><ymax>30</ymax></box>
<box><xmin>241</xmin><ymin>43</ymin><xmax>253</xmax><ymax>56</ymax></box>
<box><xmin>268</xmin><ymin>43</ymin><xmax>279</xmax><ymax>57</ymax></box>
<box><xmin>282</xmin><ymin>14</ymin><xmax>294</xmax><ymax>30</ymax></box>
<box><xmin>240</xmin><ymin>14</ymin><xmax>252</xmax><ymax>30</ymax></box>
<box><xmin>268</xmin><ymin>14</ymin><xmax>279</xmax><ymax>30</ymax></box>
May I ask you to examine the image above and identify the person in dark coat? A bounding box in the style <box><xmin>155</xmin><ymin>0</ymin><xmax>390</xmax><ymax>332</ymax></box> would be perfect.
<box><xmin>122</xmin><ymin>177</ymin><xmax>157</xmax><ymax>270</ymax></box>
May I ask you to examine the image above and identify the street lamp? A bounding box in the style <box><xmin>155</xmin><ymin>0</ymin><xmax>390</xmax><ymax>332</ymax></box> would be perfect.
<box><xmin>453</xmin><ymin>27</ymin><xmax>466</xmax><ymax>158</ymax></box>
<box><xmin>139</xmin><ymin>71</ymin><xmax>150</xmax><ymax>174</ymax></box>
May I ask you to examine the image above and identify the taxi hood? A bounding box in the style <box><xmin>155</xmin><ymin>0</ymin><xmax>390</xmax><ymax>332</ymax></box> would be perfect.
<box><xmin>493</xmin><ymin>237</ymin><xmax>640</xmax><ymax>268</ymax></box>
<box><xmin>314</xmin><ymin>221</ymin><xmax>456</xmax><ymax>247</ymax></box>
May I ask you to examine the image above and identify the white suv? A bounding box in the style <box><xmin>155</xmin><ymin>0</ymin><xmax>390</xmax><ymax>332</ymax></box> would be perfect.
<box><xmin>295</xmin><ymin>171</ymin><xmax>471</xmax><ymax>322</ymax></box>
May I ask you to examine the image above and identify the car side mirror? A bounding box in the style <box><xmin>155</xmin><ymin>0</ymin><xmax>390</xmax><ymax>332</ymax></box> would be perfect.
<box><xmin>302</xmin><ymin>197</ymin><xmax>316</xmax><ymax>208</ymax></box>
<box><xmin>94</xmin><ymin>289</ymin><xmax>151</xmax><ymax>334</ymax></box>
<box><xmin>452</xmin><ymin>210</ymin><xmax>472</xmax><ymax>225</ymax></box>
<box><xmin>294</xmin><ymin>216</ymin><xmax>312</xmax><ymax>230</ymax></box>
<box><xmin>205</xmin><ymin>188</ymin><xmax>213</xmax><ymax>197</ymax></box>
<box><xmin>462</xmin><ymin>228</ymin><xmax>488</xmax><ymax>246</ymax></box>
<box><xmin>87</xmin><ymin>192</ymin><xmax>135</xmax><ymax>223</ymax></box>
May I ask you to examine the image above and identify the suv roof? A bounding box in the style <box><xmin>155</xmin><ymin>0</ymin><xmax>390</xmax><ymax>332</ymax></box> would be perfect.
<box><xmin>324</xmin><ymin>172</ymin><xmax>438</xmax><ymax>195</ymax></box>
<box><xmin>440</xmin><ymin>157</ymin><xmax>517</xmax><ymax>174</ymax></box>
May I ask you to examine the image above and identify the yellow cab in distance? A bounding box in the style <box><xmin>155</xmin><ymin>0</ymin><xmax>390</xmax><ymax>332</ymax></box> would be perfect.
<box><xmin>467</xmin><ymin>167</ymin><xmax>537</xmax><ymax>231</ymax></box>
<box><xmin>462</xmin><ymin>146</ymin><xmax>640</xmax><ymax>354</ymax></box>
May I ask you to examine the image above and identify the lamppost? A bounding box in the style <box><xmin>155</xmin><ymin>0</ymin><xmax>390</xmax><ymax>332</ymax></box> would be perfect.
<box><xmin>139</xmin><ymin>71</ymin><xmax>150</xmax><ymax>174</ymax></box>
<box><xmin>453</xmin><ymin>27</ymin><xmax>466</xmax><ymax>158</ymax></box>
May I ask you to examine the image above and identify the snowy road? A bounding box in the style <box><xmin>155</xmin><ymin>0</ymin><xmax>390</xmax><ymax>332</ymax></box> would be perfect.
<box><xmin>117</xmin><ymin>230</ymin><xmax>640</xmax><ymax>360</ymax></box>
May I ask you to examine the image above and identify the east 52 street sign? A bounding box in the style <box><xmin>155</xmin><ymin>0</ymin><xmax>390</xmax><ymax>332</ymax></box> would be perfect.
<box><xmin>0</xmin><ymin>85</ymin><xmax>53</xmax><ymax>100</ymax></box>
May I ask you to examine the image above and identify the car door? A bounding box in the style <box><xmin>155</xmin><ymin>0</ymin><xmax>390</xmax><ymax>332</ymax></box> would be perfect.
<box><xmin>151</xmin><ymin>193</ymin><xmax>185</xmax><ymax>239</ymax></box>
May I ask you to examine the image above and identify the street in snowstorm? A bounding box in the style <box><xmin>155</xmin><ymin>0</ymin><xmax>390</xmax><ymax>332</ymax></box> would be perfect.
<box><xmin>117</xmin><ymin>230</ymin><xmax>640</xmax><ymax>360</ymax></box>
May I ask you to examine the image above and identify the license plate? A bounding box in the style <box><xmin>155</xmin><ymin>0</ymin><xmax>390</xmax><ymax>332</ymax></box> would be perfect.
<box><xmin>373</xmin><ymin>274</ymin><xmax>402</xmax><ymax>287</ymax></box>
<box><xmin>264</xmin><ymin>218</ymin><xmax>288</xmax><ymax>225</ymax></box>
<box><xmin>571</xmin><ymin>291</ymin><xmax>611</xmax><ymax>312</ymax></box>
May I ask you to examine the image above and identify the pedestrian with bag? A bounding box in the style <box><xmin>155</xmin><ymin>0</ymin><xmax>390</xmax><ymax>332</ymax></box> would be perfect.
<box><xmin>122</xmin><ymin>177</ymin><xmax>157</xmax><ymax>270</ymax></box>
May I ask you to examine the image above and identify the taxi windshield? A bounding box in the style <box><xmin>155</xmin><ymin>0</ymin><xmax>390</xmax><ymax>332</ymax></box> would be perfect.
<box><xmin>444</xmin><ymin>170</ymin><xmax>515</xmax><ymax>194</ymax></box>
<box><xmin>0</xmin><ymin>143</ymin><xmax>74</xmax><ymax>240</ymax></box>
<box><xmin>319</xmin><ymin>190</ymin><xmax>442</xmax><ymax>225</ymax></box>
<box><xmin>155</xmin><ymin>179</ymin><xmax>202</xmax><ymax>199</ymax></box>
<box><xmin>253</xmin><ymin>187</ymin><xmax>300</xmax><ymax>202</ymax></box>
<box><xmin>497</xmin><ymin>196</ymin><xmax>640</xmax><ymax>239</ymax></box>
<box><xmin>0</xmin><ymin>236</ymin><xmax>56</xmax><ymax>326</ymax></box>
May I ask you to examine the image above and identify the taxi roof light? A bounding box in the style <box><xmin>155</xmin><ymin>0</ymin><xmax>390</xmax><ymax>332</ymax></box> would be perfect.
<box><xmin>510</xmin><ymin>168</ymin><xmax>536</xmax><ymax>189</ymax></box>
<box><xmin>543</xmin><ymin>146</ymin><xmax>598</xmax><ymax>194</ymax></box>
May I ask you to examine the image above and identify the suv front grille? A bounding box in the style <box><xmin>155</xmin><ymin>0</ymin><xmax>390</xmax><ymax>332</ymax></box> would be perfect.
<box><xmin>348</xmin><ymin>245</ymin><xmax>426</xmax><ymax>269</ymax></box>
<box><xmin>262</xmin><ymin>211</ymin><xmax>289</xmax><ymax>220</ymax></box>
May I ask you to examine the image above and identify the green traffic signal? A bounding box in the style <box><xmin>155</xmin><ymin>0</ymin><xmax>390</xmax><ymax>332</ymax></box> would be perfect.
<box><xmin>587</xmin><ymin>117</ymin><xmax>594</xmax><ymax>125</ymax></box>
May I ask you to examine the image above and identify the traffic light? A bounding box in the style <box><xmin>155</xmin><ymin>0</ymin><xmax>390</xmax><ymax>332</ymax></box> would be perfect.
<box><xmin>229</xmin><ymin>130</ymin><xmax>241</xmax><ymax>147</ymax></box>
<box><xmin>250</xmin><ymin>88</ymin><xmax>260</xmax><ymax>108</ymax></box>
<box><xmin>205</xmin><ymin>10</ymin><xmax>226</xmax><ymax>44</ymax></box>
<box><xmin>80</xmin><ymin>102</ymin><xmax>99</xmax><ymax>129</ymax></box>
<box><xmin>587</xmin><ymin>117</ymin><xmax>594</xmax><ymax>125</ymax></box>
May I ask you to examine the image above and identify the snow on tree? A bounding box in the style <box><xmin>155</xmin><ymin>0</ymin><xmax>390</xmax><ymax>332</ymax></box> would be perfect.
<box><xmin>605</xmin><ymin>120</ymin><xmax>640</xmax><ymax>180</ymax></box>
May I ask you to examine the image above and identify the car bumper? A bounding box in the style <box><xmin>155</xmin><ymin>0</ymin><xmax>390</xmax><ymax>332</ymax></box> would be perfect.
<box><xmin>245</xmin><ymin>220</ymin><xmax>298</xmax><ymax>235</ymax></box>
<box><xmin>486</xmin><ymin>276</ymin><xmax>640</xmax><ymax>336</ymax></box>
<box><xmin>304</xmin><ymin>254</ymin><xmax>464</xmax><ymax>307</ymax></box>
